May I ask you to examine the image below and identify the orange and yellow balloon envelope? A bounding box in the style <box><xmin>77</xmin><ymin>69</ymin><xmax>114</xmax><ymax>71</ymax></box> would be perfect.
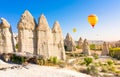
<box><xmin>73</xmin><ymin>28</ymin><xmax>76</xmax><ymax>33</ymax></box>
<box><xmin>88</xmin><ymin>14</ymin><xmax>98</xmax><ymax>28</ymax></box>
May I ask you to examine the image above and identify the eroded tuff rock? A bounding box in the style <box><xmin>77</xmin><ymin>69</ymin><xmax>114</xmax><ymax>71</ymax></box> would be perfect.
<box><xmin>82</xmin><ymin>39</ymin><xmax>91</xmax><ymax>55</ymax></box>
<box><xmin>36</xmin><ymin>14</ymin><xmax>53</xmax><ymax>58</ymax></box>
<box><xmin>17</xmin><ymin>10</ymin><xmax>37</xmax><ymax>54</ymax></box>
<box><xmin>0</xmin><ymin>18</ymin><xmax>15</xmax><ymax>54</ymax></box>
<box><xmin>52</xmin><ymin>21</ymin><xmax>66</xmax><ymax>60</ymax></box>
<box><xmin>78</xmin><ymin>37</ymin><xmax>83</xmax><ymax>49</ymax></box>
<box><xmin>1</xmin><ymin>10</ymin><xmax>66</xmax><ymax>60</ymax></box>
<box><xmin>64</xmin><ymin>33</ymin><xmax>76</xmax><ymax>51</ymax></box>
<box><xmin>101</xmin><ymin>42</ymin><xmax>109</xmax><ymax>56</ymax></box>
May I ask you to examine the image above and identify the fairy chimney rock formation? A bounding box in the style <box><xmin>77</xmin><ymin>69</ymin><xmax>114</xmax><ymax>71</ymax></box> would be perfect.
<box><xmin>82</xmin><ymin>39</ymin><xmax>91</xmax><ymax>55</ymax></box>
<box><xmin>1</xmin><ymin>10</ymin><xmax>66</xmax><ymax>60</ymax></box>
<box><xmin>0</xmin><ymin>18</ymin><xmax>15</xmax><ymax>53</ymax></box>
<box><xmin>17</xmin><ymin>10</ymin><xmax>37</xmax><ymax>54</ymax></box>
<box><xmin>37</xmin><ymin>14</ymin><xmax>53</xmax><ymax>58</ymax></box>
<box><xmin>78</xmin><ymin>37</ymin><xmax>83</xmax><ymax>49</ymax></box>
<box><xmin>64</xmin><ymin>33</ymin><xmax>76</xmax><ymax>51</ymax></box>
<box><xmin>101</xmin><ymin>42</ymin><xmax>109</xmax><ymax>56</ymax></box>
<box><xmin>52</xmin><ymin>21</ymin><xmax>66</xmax><ymax>60</ymax></box>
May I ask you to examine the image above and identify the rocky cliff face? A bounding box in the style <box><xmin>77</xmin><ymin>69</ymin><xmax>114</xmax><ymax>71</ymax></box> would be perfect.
<box><xmin>64</xmin><ymin>33</ymin><xmax>76</xmax><ymax>51</ymax></box>
<box><xmin>0</xmin><ymin>18</ymin><xmax>15</xmax><ymax>53</ymax></box>
<box><xmin>52</xmin><ymin>21</ymin><xmax>66</xmax><ymax>60</ymax></box>
<box><xmin>17</xmin><ymin>10</ymin><xmax>37</xmax><ymax>54</ymax></box>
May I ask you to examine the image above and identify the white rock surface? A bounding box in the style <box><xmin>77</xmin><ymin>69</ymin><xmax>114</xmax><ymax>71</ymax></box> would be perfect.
<box><xmin>37</xmin><ymin>14</ymin><xmax>53</xmax><ymax>58</ymax></box>
<box><xmin>78</xmin><ymin>37</ymin><xmax>83</xmax><ymax>48</ymax></box>
<box><xmin>52</xmin><ymin>21</ymin><xmax>66</xmax><ymax>60</ymax></box>
<box><xmin>82</xmin><ymin>39</ymin><xmax>91</xmax><ymax>55</ymax></box>
<box><xmin>17</xmin><ymin>10</ymin><xmax>37</xmax><ymax>54</ymax></box>
<box><xmin>101</xmin><ymin>42</ymin><xmax>109</xmax><ymax>56</ymax></box>
<box><xmin>0</xmin><ymin>18</ymin><xmax>15</xmax><ymax>53</ymax></box>
<box><xmin>64</xmin><ymin>33</ymin><xmax>76</xmax><ymax>51</ymax></box>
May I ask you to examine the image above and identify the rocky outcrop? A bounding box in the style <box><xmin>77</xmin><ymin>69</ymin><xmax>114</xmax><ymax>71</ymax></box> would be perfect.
<box><xmin>17</xmin><ymin>10</ymin><xmax>37</xmax><ymax>54</ymax></box>
<box><xmin>101</xmin><ymin>42</ymin><xmax>109</xmax><ymax>56</ymax></box>
<box><xmin>52</xmin><ymin>21</ymin><xmax>66</xmax><ymax>60</ymax></box>
<box><xmin>0</xmin><ymin>10</ymin><xmax>66</xmax><ymax>60</ymax></box>
<box><xmin>82</xmin><ymin>39</ymin><xmax>91</xmax><ymax>55</ymax></box>
<box><xmin>64</xmin><ymin>33</ymin><xmax>76</xmax><ymax>51</ymax></box>
<box><xmin>78</xmin><ymin>37</ymin><xmax>83</xmax><ymax>49</ymax></box>
<box><xmin>0</xmin><ymin>18</ymin><xmax>15</xmax><ymax>54</ymax></box>
<box><xmin>36</xmin><ymin>14</ymin><xmax>53</xmax><ymax>58</ymax></box>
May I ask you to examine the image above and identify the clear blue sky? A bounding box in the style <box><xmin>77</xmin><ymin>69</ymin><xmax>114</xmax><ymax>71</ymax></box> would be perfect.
<box><xmin>0</xmin><ymin>0</ymin><xmax>120</xmax><ymax>41</ymax></box>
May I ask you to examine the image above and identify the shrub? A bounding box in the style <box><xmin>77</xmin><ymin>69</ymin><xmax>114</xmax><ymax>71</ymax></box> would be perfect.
<box><xmin>107</xmin><ymin>60</ymin><xmax>114</xmax><ymax>66</ymax></box>
<box><xmin>109</xmin><ymin>48</ymin><xmax>120</xmax><ymax>60</ymax></box>
<box><xmin>11</xmin><ymin>54</ymin><xmax>25</xmax><ymax>64</ymax></box>
<box><xmin>93</xmin><ymin>53</ymin><xmax>99</xmax><ymax>59</ymax></box>
<box><xmin>87</xmin><ymin>64</ymin><xmax>99</xmax><ymax>76</ymax></box>
<box><xmin>53</xmin><ymin>56</ymin><xmax>58</xmax><ymax>64</ymax></box>
<box><xmin>48</xmin><ymin>56</ymin><xmax>58</xmax><ymax>64</ymax></box>
<box><xmin>84</xmin><ymin>57</ymin><xmax>93</xmax><ymax>66</ymax></box>
<box><xmin>90</xmin><ymin>44</ymin><xmax>95</xmax><ymax>50</ymax></box>
<box><xmin>15</xmin><ymin>43</ymin><xmax>18</xmax><ymax>49</ymax></box>
<box><xmin>76</xmin><ymin>45</ymin><xmax>80</xmax><ymax>49</ymax></box>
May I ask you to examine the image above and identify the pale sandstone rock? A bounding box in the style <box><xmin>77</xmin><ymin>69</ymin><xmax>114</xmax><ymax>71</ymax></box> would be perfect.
<box><xmin>52</xmin><ymin>21</ymin><xmax>66</xmax><ymax>60</ymax></box>
<box><xmin>17</xmin><ymin>10</ymin><xmax>37</xmax><ymax>54</ymax></box>
<box><xmin>1</xmin><ymin>10</ymin><xmax>66</xmax><ymax>60</ymax></box>
<box><xmin>101</xmin><ymin>42</ymin><xmax>109</xmax><ymax>56</ymax></box>
<box><xmin>37</xmin><ymin>14</ymin><xmax>53</xmax><ymax>58</ymax></box>
<box><xmin>82</xmin><ymin>39</ymin><xmax>91</xmax><ymax>55</ymax></box>
<box><xmin>78</xmin><ymin>37</ymin><xmax>83</xmax><ymax>49</ymax></box>
<box><xmin>64</xmin><ymin>33</ymin><xmax>76</xmax><ymax>51</ymax></box>
<box><xmin>0</xmin><ymin>18</ymin><xmax>15</xmax><ymax>53</ymax></box>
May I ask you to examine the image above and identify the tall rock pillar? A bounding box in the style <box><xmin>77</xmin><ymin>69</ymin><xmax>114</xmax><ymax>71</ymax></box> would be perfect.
<box><xmin>36</xmin><ymin>14</ymin><xmax>53</xmax><ymax>58</ymax></box>
<box><xmin>0</xmin><ymin>18</ymin><xmax>15</xmax><ymax>53</ymax></box>
<box><xmin>17</xmin><ymin>10</ymin><xmax>37</xmax><ymax>54</ymax></box>
<box><xmin>101</xmin><ymin>42</ymin><xmax>109</xmax><ymax>56</ymax></box>
<box><xmin>82</xmin><ymin>39</ymin><xmax>91</xmax><ymax>55</ymax></box>
<box><xmin>52</xmin><ymin>21</ymin><xmax>66</xmax><ymax>60</ymax></box>
<box><xmin>64</xmin><ymin>33</ymin><xmax>76</xmax><ymax>51</ymax></box>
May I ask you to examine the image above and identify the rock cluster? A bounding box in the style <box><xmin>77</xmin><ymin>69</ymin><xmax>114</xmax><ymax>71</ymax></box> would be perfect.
<box><xmin>0</xmin><ymin>10</ymin><xmax>65</xmax><ymax>60</ymax></box>
<box><xmin>17</xmin><ymin>10</ymin><xmax>65</xmax><ymax>60</ymax></box>
<box><xmin>64</xmin><ymin>33</ymin><xmax>76</xmax><ymax>51</ymax></box>
<box><xmin>101</xmin><ymin>42</ymin><xmax>109</xmax><ymax>56</ymax></box>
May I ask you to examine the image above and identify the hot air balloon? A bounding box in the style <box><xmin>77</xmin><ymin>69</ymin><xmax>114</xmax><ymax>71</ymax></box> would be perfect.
<box><xmin>88</xmin><ymin>14</ymin><xmax>98</xmax><ymax>28</ymax></box>
<box><xmin>73</xmin><ymin>28</ymin><xmax>76</xmax><ymax>33</ymax></box>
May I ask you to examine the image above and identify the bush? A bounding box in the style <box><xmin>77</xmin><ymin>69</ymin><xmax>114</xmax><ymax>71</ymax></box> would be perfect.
<box><xmin>93</xmin><ymin>53</ymin><xmax>99</xmax><ymax>59</ymax></box>
<box><xmin>11</xmin><ymin>54</ymin><xmax>25</xmax><ymax>64</ymax></box>
<box><xmin>90</xmin><ymin>44</ymin><xmax>95</xmax><ymax>50</ymax></box>
<box><xmin>15</xmin><ymin>43</ymin><xmax>18</xmax><ymax>49</ymax></box>
<box><xmin>48</xmin><ymin>56</ymin><xmax>58</xmax><ymax>64</ymax></box>
<box><xmin>109</xmin><ymin>48</ymin><xmax>120</xmax><ymax>60</ymax></box>
<box><xmin>107</xmin><ymin>60</ymin><xmax>114</xmax><ymax>66</ymax></box>
<box><xmin>84</xmin><ymin>57</ymin><xmax>93</xmax><ymax>66</ymax></box>
<box><xmin>53</xmin><ymin>56</ymin><xmax>58</xmax><ymax>64</ymax></box>
<box><xmin>87</xmin><ymin>64</ymin><xmax>99</xmax><ymax>76</ymax></box>
<box><xmin>76</xmin><ymin>45</ymin><xmax>80</xmax><ymax>49</ymax></box>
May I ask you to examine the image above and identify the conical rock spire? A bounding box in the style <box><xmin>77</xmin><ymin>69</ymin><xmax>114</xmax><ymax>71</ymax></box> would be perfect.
<box><xmin>18</xmin><ymin>10</ymin><xmax>36</xmax><ymax>30</ymax></box>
